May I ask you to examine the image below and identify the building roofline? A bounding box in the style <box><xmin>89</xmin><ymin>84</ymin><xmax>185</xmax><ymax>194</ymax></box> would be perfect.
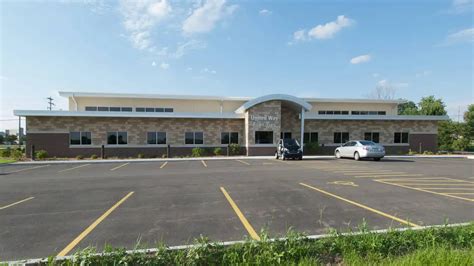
<box><xmin>58</xmin><ymin>91</ymin><xmax>406</xmax><ymax>104</ymax></box>
<box><xmin>304</xmin><ymin>114</ymin><xmax>449</xmax><ymax>121</ymax></box>
<box><xmin>13</xmin><ymin>110</ymin><xmax>244</xmax><ymax>119</ymax></box>
<box><xmin>235</xmin><ymin>94</ymin><xmax>312</xmax><ymax>113</ymax></box>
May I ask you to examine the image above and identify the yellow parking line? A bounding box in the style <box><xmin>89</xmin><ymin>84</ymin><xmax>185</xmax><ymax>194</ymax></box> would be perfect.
<box><xmin>160</xmin><ymin>162</ymin><xmax>168</xmax><ymax>168</ymax></box>
<box><xmin>0</xmin><ymin>197</ymin><xmax>35</xmax><ymax>210</ymax></box>
<box><xmin>5</xmin><ymin>164</ymin><xmax>50</xmax><ymax>174</ymax></box>
<box><xmin>355</xmin><ymin>174</ymin><xmax>423</xmax><ymax>178</ymax></box>
<box><xmin>417</xmin><ymin>188</ymin><xmax>474</xmax><ymax>190</ymax></box>
<box><xmin>299</xmin><ymin>183</ymin><xmax>419</xmax><ymax>227</ymax></box>
<box><xmin>57</xmin><ymin>191</ymin><xmax>134</xmax><ymax>257</ymax></box>
<box><xmin>394</xmin><ymin>183</ymin><xmax>474</xmax><ymax>186</ymax></box>
<box><xmin>58</xmin><ymin>164</ymin><xmax>91</xmax><ymax>173</ymax></box>
<box><xmin>375</xmin><ymin>180</ymin><xmax>474</xmax><ymax>202</ymax></box>
<box><xmin>443</xmin><ymin>193</ymin><xmax>474</xmax><ymax>195</ymax></box>
<box><xmin>344</xmin><ymin>172</ymin><xmax>406</xmax><ymax>176</ymax></box>
<box><xmin>220</xmin><ymin>187</ymin><xmax>260</xmax><ymax>240</ymax></box>
<box><xmin>201</xmin><ymin>160</ymin><xmax>207</xmax><ymax>168</ymax></box>
<box><xmin>236</xmin><ymin>159</ymin><xmax>250</xmax><ymax>165</ymax></box>
<box><xmin>335</xmin><ymin>170</ymin><xmax>394</xmax><ymax>173</ymax></box>
<box><xmin>377</xmin><ymin>177</ymin><xmax>451</xmax><ymax>182</ymax></box>
<box><xmin>110</xmin><ymin>163</ymin><xmax>129</xmax><ymax>171</ymax></box>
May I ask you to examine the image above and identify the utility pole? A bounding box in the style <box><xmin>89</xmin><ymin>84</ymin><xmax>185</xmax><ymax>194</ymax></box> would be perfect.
<box><xmin>47</xmin><ymin>97</ymin><xmax>55</xmax><ymax>111</ymax></box>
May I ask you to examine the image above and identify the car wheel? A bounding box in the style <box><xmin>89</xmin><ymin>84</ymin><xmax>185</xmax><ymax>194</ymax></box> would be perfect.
<box><xmin>335</xmin><ymin>151</ymin><xmax>341</xmax><ymax>159</ymax></box>
<box><xmin>281</xmin><ymin>154</ymin><xmax>286</xmax><ymax>160</ymax></box>
<box><xmin>354</xmin><ymin>152</ymin><xmax>360</xmax><ymax>161</ymax></box>
<box><xmin>373</xmin><ymin>157</ymin><xmax>381</xmax><ymax>161</ymax></box>
<box><xmin>275</xmin><ymin>152</ymin><xmax>279</xmax><ymax>159</ymax></box>
<box><xmin>299</xmin><ymin>156</ymin><xmax>303</xmax><ymax>160</ymax></box>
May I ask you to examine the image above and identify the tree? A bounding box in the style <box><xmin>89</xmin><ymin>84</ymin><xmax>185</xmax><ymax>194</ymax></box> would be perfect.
<box><xmin>5</xmin><ymin>134</ymin><xmax>18</xmax><ymax>144</ymax></box>
<box><xmin>398</xmin><ymin>100</ymin><xmax>419</xmax><ymax>115</ymax></box>
<box><xmin>418</xmin><ymin>96</ymin><xmax>447</xmax><ymax>116</ymax></box>
<box><xmin>0</xmin><ymin>135</ymin><xmax>4</xmax><ymax>144</ymax></box>
<box><xmin>464</xmin><ymin>104</ymin><xmax>474</xmax><ymax>139</ymax></box>
<box><xmin>369</xmin><ymin>81</ymin><xmax>396</xmax><ymax>99</ymax></box>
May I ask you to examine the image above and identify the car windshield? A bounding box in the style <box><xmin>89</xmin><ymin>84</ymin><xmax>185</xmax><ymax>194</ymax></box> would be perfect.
<box><xmin>283</xmin><ymin>139</ymin><xmax>300</xmax><ymax>147</ymax></box>
<box><xmin>359</xmin><ymin>141</ymin><xmax>376</xmax><ymax>146</ymax></box>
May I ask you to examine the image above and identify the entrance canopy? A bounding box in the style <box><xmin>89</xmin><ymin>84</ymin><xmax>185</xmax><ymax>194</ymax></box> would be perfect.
<box><xmin>235</xmin><ymin>94</ymin><xmax>312</xmax><ymax>114</ymax></box>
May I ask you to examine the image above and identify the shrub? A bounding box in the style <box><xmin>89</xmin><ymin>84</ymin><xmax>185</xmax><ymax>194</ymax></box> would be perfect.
<box><xmin>91</xmin><ymin>154</ymin><xmax>98</xmax><ymax>159</ymax></box>
<box><xmin>192</xmin><ymin>147</ymin><xmax>205</xmax><ymax>157</ymax></box>
<box><xmin>76</xmin><ymin>155</ymin><xmax>84</xmax><ymax>160</ymax></box>
<box><xmin>304</xmin><ymin>141</ymin><xmax>319</xmax><ymax>154</ymax></box>
<box><xmin>408</xmin><ymin>149</ymin><xmax>418</xmax><ymax>155</ymax></box>
<box><xmin>35</xmin><ymin>150</ymin><xmax>48</xmax><ymax>160</ymax></box>
<box><xmin>228</xmin><ymin>143</ymin><xmax>240</xmax><ymax>155</ymax></box>
<box><xmin>137</xmin><ymin>153</ymin><xmax>145</xmax><ymax>159</ymax></box>
<box><xmin>0</xmin><ymin>147</ymin><xmax>12</xmax><ymax>157</ymax></box>
<box><xmin>423</xmin><ymin>150</ymin><xmax>434</xmax><ymax>155</ymax></box>
<box><xmin>10</xmin><ymin>149</ymin><xmax>24</xmax><ymax>160</ymax></box>
<box><xmin>213</xmin><ymin>147</ymin><xmax>222</xmax><ymax>156</ymax></box>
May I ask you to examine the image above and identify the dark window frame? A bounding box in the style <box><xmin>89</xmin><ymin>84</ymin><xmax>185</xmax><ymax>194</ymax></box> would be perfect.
<box><xmin>394</xmin><ymin>132</ymin><xmax>409</xmax><ymax>143</ymax></box>
<box><xmin>185</xmin><ymin>132</ymin><xmax>204</xmax><ymax>145</ymax></box>
<box><xmin>70</xmin><ymin>131</ymin><xmax>92</xmax><ymax>145</ymax></box>
<box><xmin>303</xmin><ymin>132</ymin><xmax>318</xmax><ymax>143</ymax></box>
<box><xmin>334</xmin><ymin>132</ymin><xmax>349</xmax><ymax>144</ymax></box>
<box><xmin>255</xmin><ymin>131</ymin><xmax>273</xmax><ymax>144</ymax></box>
<box><xmin>107</xmin><ymin>131</ymin><xmax>128</xmax><ymax>145</ymax></box>
<box><xmin>364</xmin><ymin>132</ymin><xmax>380</xmax><ymax>143</ymax></box>
<box><xmin>147</xmin><ymin>131</ymin><xmax>167</xmax><ymax>145</ymax></box>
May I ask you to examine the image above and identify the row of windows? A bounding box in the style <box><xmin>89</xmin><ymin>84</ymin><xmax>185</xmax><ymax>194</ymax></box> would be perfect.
<box><xmin>70</xmin><ymin>131</ymin><xmax>410</xmax><ymax>145</ymax></box>
<box><xmin>84</xmin><ymin>106</ymin><xmax>174</xmax><ymax>112</ymax></box>
<box><xmin>317</xmin><ymin>110</ymin><xmax>387</xmax><ymax>115</ymax></box>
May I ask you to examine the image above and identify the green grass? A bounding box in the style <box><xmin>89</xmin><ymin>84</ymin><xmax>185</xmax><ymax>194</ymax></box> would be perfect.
<box><xmin>27</xmin><ymin>223</ymin><xmax>474</xmax><ymax>265</ymax></box>
<box><xmin>0</xmin><ymin>158</ymin><xmax>16</xmax><ymax>164</ymax></box>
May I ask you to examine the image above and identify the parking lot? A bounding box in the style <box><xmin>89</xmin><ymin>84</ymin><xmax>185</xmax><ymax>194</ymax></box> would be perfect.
<box><xmin>0</xmin><ymin>157</ymin><xmax>473</xmax><ymax>261</ymax></box>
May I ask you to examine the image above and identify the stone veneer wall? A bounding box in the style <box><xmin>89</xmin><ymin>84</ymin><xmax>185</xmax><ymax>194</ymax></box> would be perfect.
<box><xmin>27</xmin><ymin>116</ymin><xmax>245</xmax><ymax>146</ymax></box>
<box><xmin>280</xmin><ymin>104</ymin><xmax>301</xmax><ymax>142</ymax></box>
<box><xmin>245</xmin><ymin>100</ymin><xmax>281</xmax><ymax>145</ymax></box>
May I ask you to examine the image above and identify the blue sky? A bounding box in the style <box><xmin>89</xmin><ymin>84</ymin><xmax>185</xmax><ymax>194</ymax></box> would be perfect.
<box><xmin>1</xmin><ymin>0</ymin><xmax>473</xmax><ymax>130</ymax></box>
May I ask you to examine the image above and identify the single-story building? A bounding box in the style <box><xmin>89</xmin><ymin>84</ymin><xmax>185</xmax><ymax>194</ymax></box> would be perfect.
<box><xmin>14</xmin><ymin>91</ymin><xmax>449</xmax><ymax>158</ymax></box>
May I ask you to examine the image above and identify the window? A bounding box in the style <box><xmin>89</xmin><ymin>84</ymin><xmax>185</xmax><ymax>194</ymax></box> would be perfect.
<box><xmin>378</xmin><ymin>111</ymin><xmax>386</xmax><ymax>115</ymax></box>
<box><xmin>318</xmin><ymin>111</ymin><xmax>325</xmax><ymax>114</ymax></box>
<box><xmin>364</xmin><ymin>132</ymin><xmax>380</xmax><ymax>143</ymax></box>
<box><xmin>110</xmin><ymin>107</ymin><xmax>121</xmax><ymax>112</ymax></box>
<box><xmin>352</xmin><ymin>110</ymin><xmax>386</xmax><ymax>115</ymax></box>
<box><xmin>394</xmin><ymin>132</ymin><xmax>409</xmax><ymax>143</ymax></box>
<box><xmin>107</xmin><ymin>131</ymin><xmax>128</xmax><ymax>145</ymax></box>
<box><xmin>136</xmin><ymin>107</ymin><xmax>145</xmax><ymax>112</ymax></box>
<box><xmin>85</xmin><ymin>106</ymin><xmax>98</xmax><ymax>111</ymax></box>
<box><xmin>334</xmin><ymin>132</ymin><xmax>349</xmax><ymax>144</ymax></box>
<box><xmin>147</xmin><ymin>132</ymin><xmax>166</xmax><ymax>144</ymax></box>
<box><xmin>98</xmin><ymin>106</ymin><xmax>109</xmax><ymax>112</ymax></box>
<box><xmin>164</xmin><ymin>108</ymin><xmax>173</xmax><ymax>112</ymax></box>
<box><xmin>255</xmin><ymin>131</ymin><xmax>273</xmax><ymax>144</ymax></box>
<box><xmin>155</xmin><ymin>108</ymin><xmax>164</xmax><ymax>112</ymax></box>
<box><xmin>145</xmin><ymin>107</ymin><xmax>154</xmax><ymax>112</ymax></box>
<box><xmin>121</xmin><ymin>107</ymin><xmax>133</xmax><ymax>112</ymax></box>
<box><xmin>70</xmin><ymin>131</ymin><xmax>91</xmax><ymax>145</ymax></box>
<box><xmin>280</xmin><ymin>132</ymin><xmax>292</xmax><ymax>139</ymax></box>
<box><xmin>221</xmin><ymin>132</ymin><xmax>239</xmax><ymax>144</ymax></box>
<box><xmin>185</xmin><ymin>132</ymin><xmax>203</xmax><ymax>144</ymax></box>
<box><xmin>342</xmin><ymin>111</ymin><xmax>349</xmax><ymax>115</ymax></box>
<box><xmin>352</xmin><ymin>111</ymin><xmax>360</xmax><ymax>115</ymax></box>
<box><xmin>304</xmin><ymin>132</ymin><xmax>319</xmax><ymax>143</ymax></box>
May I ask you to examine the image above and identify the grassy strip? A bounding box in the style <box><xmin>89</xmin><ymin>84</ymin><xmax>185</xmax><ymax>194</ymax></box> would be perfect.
<box><xmin>6</xmin><ymin>223</ymin><xmax>474</xmax><ymax>265</ymax></box>
<box><xmin>0</xmin><ymin>158</ymin><xmax>16</xmax><ymax>164</ymax></box>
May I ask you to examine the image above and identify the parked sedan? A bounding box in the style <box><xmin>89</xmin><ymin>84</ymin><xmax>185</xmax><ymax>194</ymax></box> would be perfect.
<box><xmin>335</xmin><ymin>140</ymin><xmax>385</xmax><ymax>161</ymax></box>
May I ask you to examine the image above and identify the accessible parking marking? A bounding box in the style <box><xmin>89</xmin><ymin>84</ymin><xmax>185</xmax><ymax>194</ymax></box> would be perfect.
<box><xmin>160</xmin><ymin>161</ymin><xmax>168</xmax><ymax>169</ymax></box>
<box><xmin>0</xmin><ymin>196</ymin><xmax>35</xmax><ymax>210</ymax></box>
<box><xmin>57</xmin><ymin>191</ymin><xmax>135</xmax><ymax>257</ymax></box>
<box><xmin>110</xmin><ymin>163</ymin><xmax>129</xmax><ymax>171</ymax></box>
<box><xmin>58</xmin><ymin>164</ymin><xmax>91</xmax><ymax>173</ymax></box>
<box><xmin>220</xmin><ymin>187</ymin><xmax>260</xmax><ymax>240</ymax></box>
<box><xmin>299</xmin><ymin>182</ymin><xmax>420</xmax><ymax>227</ymax></box>
<box><xmin>375</xmin><ymin>177</ymin><xmax>474</xmax><ymax>202</ymax></box>
<box><xmin>4</xmin><ymin>164</ymin><xmax>50</xmax><ymax>174</ymax></box>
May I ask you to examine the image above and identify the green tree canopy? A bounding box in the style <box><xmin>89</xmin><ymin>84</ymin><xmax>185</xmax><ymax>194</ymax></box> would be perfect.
<box><xmin>418</xmin><ymin>96</ymin><xmax>447</xmax><ymax>116</ymax></box>
<box><xmin>464</xmin><ymin>104</ymin><xmax>474</xmax><ymax>139</ymax></box>
<box><xmin>398</xmin><ymin>100</ymin><xmax>419</xmax><ymax>115</ymax></box>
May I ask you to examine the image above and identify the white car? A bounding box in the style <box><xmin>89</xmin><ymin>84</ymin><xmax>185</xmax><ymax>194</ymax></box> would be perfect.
<box><xmin>335</xmin><ymin>140</ymin><xmax>385</xmax><ymax>161</ymax></box>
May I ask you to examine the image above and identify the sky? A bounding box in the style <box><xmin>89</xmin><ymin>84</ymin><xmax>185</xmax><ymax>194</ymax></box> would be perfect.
<box><xmin>1</xmin><ymin>0</ymin><xmax>473</xmax><ymax>131</ymax></box>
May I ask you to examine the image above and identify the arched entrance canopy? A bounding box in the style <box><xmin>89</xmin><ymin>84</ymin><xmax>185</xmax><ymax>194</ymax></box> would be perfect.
<box><xmin>235</xmin><ymin>94</ymin><xmax>312</xmax><ymax>114</ymax></box>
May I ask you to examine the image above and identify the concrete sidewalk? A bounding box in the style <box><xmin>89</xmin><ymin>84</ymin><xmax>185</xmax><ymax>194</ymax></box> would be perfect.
<box><xmin>7</xmin><ymin>154</ymin><xmax>470</xmax><ymax>165</ymax></box>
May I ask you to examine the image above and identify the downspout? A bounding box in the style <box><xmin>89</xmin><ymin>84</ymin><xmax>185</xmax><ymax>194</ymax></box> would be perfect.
<box><xmin>71</xmin><ymin>93</ymin><xmax>78</xmax><ymax>111</ymax></box>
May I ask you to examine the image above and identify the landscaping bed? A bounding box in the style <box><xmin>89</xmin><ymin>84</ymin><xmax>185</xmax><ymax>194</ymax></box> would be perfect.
<box><xmin>8</xmin><ymin>223</ymin><xmax>473</xmax><ymax>265</ymax></box>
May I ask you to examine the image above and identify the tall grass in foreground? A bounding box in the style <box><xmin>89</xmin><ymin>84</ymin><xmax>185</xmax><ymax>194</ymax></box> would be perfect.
<box><xmin>4</xmin><ymin>223</ymin><xmax>473</xmax><ymax>265</ymax></box>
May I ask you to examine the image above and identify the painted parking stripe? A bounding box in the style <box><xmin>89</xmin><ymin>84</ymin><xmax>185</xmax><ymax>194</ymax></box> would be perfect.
<box><xmin>110</xmin><ymin>163</ymin><xmax>129</xmax><ymax>171</ymax></box>
<box><xmin>57</xmin><ymin>191</ymin><xmax>134</xmax><ymax>257</ymax></box>
<box><xmin>220</xmin><ymin>187</ymin><xmax>260</xmax><ymax>240</ymax></box>
<box><xmin>299</xmin><ymin>183</ymin><xmax>419</xmax><ymax>227</ymax></box>
<box><xmin>344</xmin><ymin>172</ymin><xmax>406</xmax><ymax>176</ymax></box>
<box><xmin>201</xmin><ymin>160</ymin><xmax>208</xmax><ymax>168</ymax></box>
<box><xmin>236</xmin><ymin>159</ymin><xmax>250</xmax><ymax>165</ymax></box>
<box><xmin>58</xmin><ymin>164</ymin><xmax>91</xmax><ymax>173</ymax></box>
<box><xmin>355</xmin><ymin>174</ymin><xmax>424</xmax><ymax>178</ymax></box>
<box><xmin>335</xmin><ymin>170</ymin><xmax>395</xmax><ymax>173</ymax></box>
<box><xmin>4</xmin><ymin>165</ymin><xmax>50</xmax><ymax>174</ymax></box>
<box><xmin>0</xmin><ymin>197</ymin><xmax>35</xmax><ymax>210</ymax></box>
<box><xmin>394</xmin><ymin>183</ymin><xmax>474</xmax><ymax>186</ymax></box>
<box><xmin>160</xmin><ymin>162</ymin><xmax>168</xmax><ymax>169</ymax></box>
<box><xmin>374</xmin><ymin>179</ymin><xmax>474</xmax><ymax>202</ymax></box>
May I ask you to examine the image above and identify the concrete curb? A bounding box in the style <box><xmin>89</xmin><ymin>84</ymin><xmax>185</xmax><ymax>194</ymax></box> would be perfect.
<box><xmin>3</xmin><ymin>222</ymin><xmax>471</xmax><ymax>265</ymax></box>
<box><xmin>467</xmin><ymin>155</ymin><xmax>474</xmax><ymax>160</ymax></box>
<box><xmin>7</xmin><ymin>154</ymin><xmax>469</xmax><ymax>165</ymax></box>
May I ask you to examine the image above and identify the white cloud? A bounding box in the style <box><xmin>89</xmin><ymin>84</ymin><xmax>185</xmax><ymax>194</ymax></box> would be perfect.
<box><xmin>120</xmin><ymin>0</ymin><xmax>172</xmax><ymax>51</ymax></box>
<box><xmin>182</xmin><ymin>0</ymin><xmax>238</xmax><ymax>34</ymax></box>
<box><xmin>308</xmin><ymin>15</ymin><xmax>354</xmax><ymax>39</ymax></box>
<box><xmin>160</xmin><ymin>62</ymin><xmax>170</xmax><ymax>69</ymax></box>
<box><xmin>372</xmin><ymin>73</ymin><xmax>380</xmax><ymax>78</ymax></box>
<box><xmin>187</xmin><ymin>67</ymin><xmax>193</xmax><ymax>71</ymax></box>
<box><xmin>450</xmin><ymin>0</ymin><xmax>473</xmax><ymax>13</ymax></box>
<box><xmin>416</xmin><ymin>70</ymin><xmax>431</xmax><ymax>77</ymax></box>
<box><xmin>201</xmin><ymin>67</ymin><xmax>217</xmax><ymax>74</ymax></box>
<box><xmin>152</xmin><ymin>61</ymin><xmax>157</xmax><ymax>67</ymax></box>
<box><xmin>350</xmin><ymin>54</ymin><xmax>371</xmax><ymax>64</ymax></box>
<box><xmin>440</xmin><ymin>28</ymin><xmax>474</xmax><ymax>46</ymax></box>
<box><xmin>291</xmin><ymin>15</ymin><xmax>354</xmax><ymax>42</ymax></box>
<box><xmin>259</xmin><ymin>9</ymin><xmax>272</xmax><ymax>16</ymax></box>
<box><xmin>172</xmin><ymin>39</ymin><xmax>207</xmax><ymax>58</ymax></box>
